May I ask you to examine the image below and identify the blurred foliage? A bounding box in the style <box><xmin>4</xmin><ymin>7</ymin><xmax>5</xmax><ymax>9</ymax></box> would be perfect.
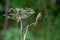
<box><xmin>5</xmin><ymin>28</ymin><xmax>35</xmax><ymax>40</ymax></box>
<box><xmin>0</xmin><ymin>0</ymin><xmax>60</xmax><ymax>40</ymax></box>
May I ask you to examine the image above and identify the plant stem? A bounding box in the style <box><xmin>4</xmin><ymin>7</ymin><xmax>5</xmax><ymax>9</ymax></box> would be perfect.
<box><xmin>20</xmin><ymin>20</ymin><xmax>23</xmax><ymax>40</ymax></box>
<box><xmin>23</xmin><ymin>22</ymin><xmax>34</xmax><ymax>40</ymax></box>
<box><xmin>2</xmin><ymin>0</ymin><xmax>10</xmax><ymax>40</ymax></box>
<box><xmin>42</xmin><ymin>0</ymin><xmax>51</xmax><ymax>40</ymax></box>
<box><xmin>23</xmin><ymin>25</ymin><xmax>29</xmax><ymax>40</ymax></box>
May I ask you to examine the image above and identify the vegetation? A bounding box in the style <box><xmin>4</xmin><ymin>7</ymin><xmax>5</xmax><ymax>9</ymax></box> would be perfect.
<box><xmin>0</xmin><ymin>0</ymin><xmax>60</xmax><ymax>40</ymax></box>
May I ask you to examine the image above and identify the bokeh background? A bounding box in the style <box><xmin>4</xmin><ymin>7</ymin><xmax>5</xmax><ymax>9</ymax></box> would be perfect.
<box><xmin>0</xmin><ymin>0</ymin><xmax>60</xmax><ymax>40</ymax></box>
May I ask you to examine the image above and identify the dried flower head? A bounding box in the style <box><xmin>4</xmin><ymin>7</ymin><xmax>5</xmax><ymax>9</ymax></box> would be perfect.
<box><xmin>34</xmin><ymin>12</ymin><xmax>42</xmax><ymax>26</ymax></box>
<box><xmin>8</xmin><ymin>7</ymin><xmax>35</xmax><ymax>22</ymax></box>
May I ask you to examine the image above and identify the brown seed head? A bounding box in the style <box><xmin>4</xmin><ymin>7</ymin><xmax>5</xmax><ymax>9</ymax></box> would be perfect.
<box><xmin>34</xmin><ymin>12</ymin><xmax>42</xmax><ymax>26</ymax></box>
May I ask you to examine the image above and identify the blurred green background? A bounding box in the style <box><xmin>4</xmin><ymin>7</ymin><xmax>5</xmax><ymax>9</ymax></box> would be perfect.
<box><xmin>0</xmin><ymin>0</ymin><xmax>60</xmax><ymax>40</ymax></box>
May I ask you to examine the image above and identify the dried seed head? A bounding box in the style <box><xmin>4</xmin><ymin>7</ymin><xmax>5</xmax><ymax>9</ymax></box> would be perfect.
<box><xmin>36</xmin><ymin>12</ymin><xmax>42</xmax><ymax>22</ymax></box>
<box><xmin>7</xmin><ymin>7</ymin><xmax>35</xmax><ymax>22</ymax></box>
<box><xmin>35</xmin><ymin>12</ymin><xmax>42</xmax><ymax>26</ymax></box>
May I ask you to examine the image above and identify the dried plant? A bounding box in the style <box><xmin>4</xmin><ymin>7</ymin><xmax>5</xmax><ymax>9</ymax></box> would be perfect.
<box><xmin>7</xmin><ymin>7</ymin><xmax>35</xmax><ymax>40</ymax></box>
<box><xmin>23</xmin><ymin>12</ymin><xmax>42</xmax><ymax>40</ymax></box>
<box><xmin>34</xmin><ymin>12</ymin><xmax>42</xmax><ymax>27</ymax></box>
<box><xmin>6</xmin><ymin>7</ymin><xmax>42</xmax><ymax>40</ymax></box>
<box><xmin>7</xmin><ymin>7</ymin><xmax>35</xmax><ymax>22</ymax></box>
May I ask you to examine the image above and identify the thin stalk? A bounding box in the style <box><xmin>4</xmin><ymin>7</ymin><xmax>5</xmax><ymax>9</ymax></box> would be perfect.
<box><xmin>23</xmin><ymin>25</ymin><xmax>29</xmax><ymax>40</ymax></box>
<box><xmin>23</xmin><ymin>23</ymin><xmax>34</xmax><ymax>40</ymax></box>
<box><xmin>42</xmin><ymin>0</ymin><xmax>51</xmax><ymax>40</ymax></box>
<box><xmin>2</xmin><ymin>0</ymin><xmax>10</xmax><ymax>40</ymax></box>
<box><xmin>20</xmin><ymin>20</ymin><xmax>23</xmax><ymax>40</ymax></box>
